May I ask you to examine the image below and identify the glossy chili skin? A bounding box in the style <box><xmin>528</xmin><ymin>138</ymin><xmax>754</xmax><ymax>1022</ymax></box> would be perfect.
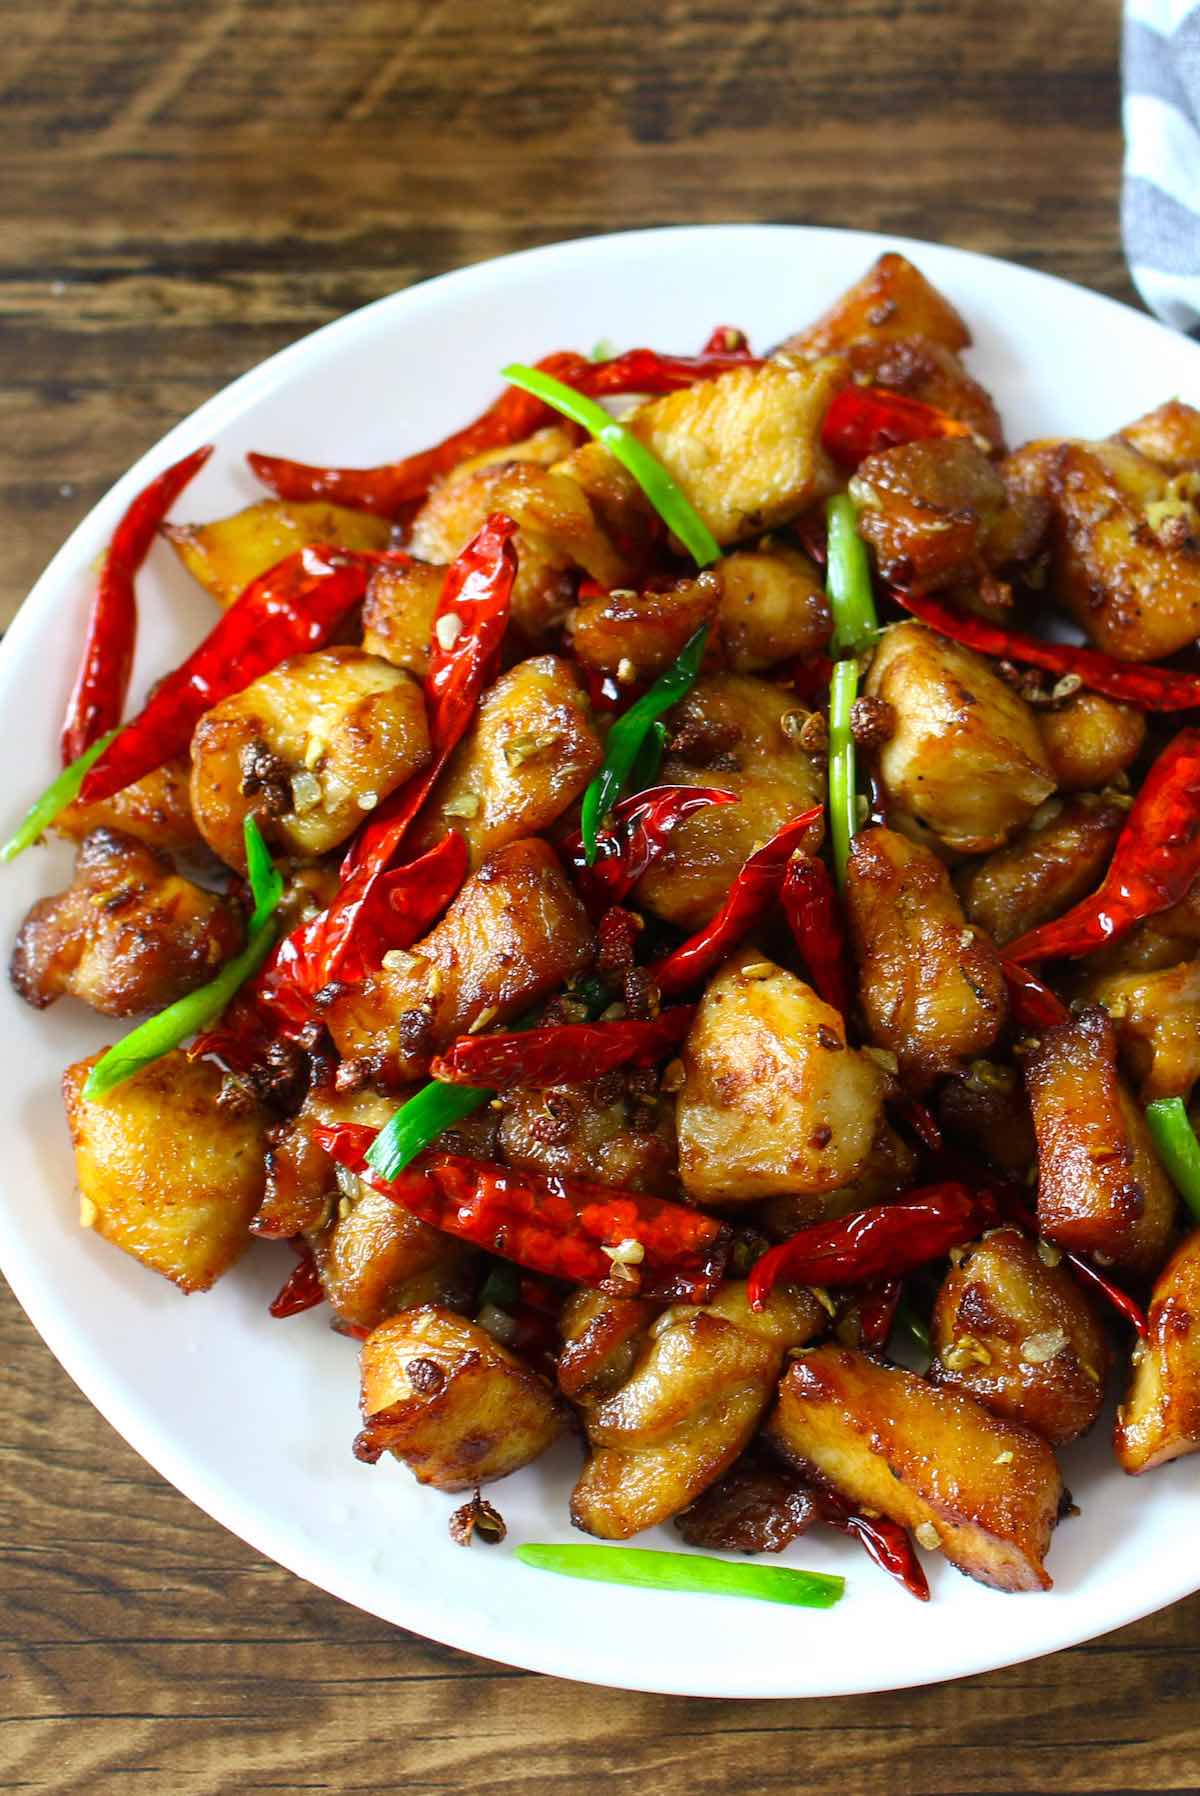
<box><xmin>650</xmin><ymin>805</ymin><xmax>824</xmax><ymax>998</ymax></box>
<box><xmin>1001</xmin><ymin>959</ymin><xmax>1070</xmax><ymax>1030</ymax></box>
<box><xmin>781</xmin><ymin>854</ymin><xmax>851</xmax><ymax>1015</ymax></box>
<box><xmin>567</xmin><ymin>783</ymin><xmax>738</xmax><ymax>913</ymax></box>
<box><xmin>895</xmin><ymin>593</ymin><xmax>1200</xmax><ymax>711</ymax></box>
<box><xmin>747</xmin><ymin>1184</ymin><xmax>986</xmax><ymax>1311</ymax></box>
<box><xmin>430</xmin><ymin>1006</ymin><xmax>696</xmax><ymax>1090</ymax></box>
<box><xmin>79</xmin><ymin>543</ymin><xmax>379</xmax><ymax>804</ymax></box>
<box><xmin>259</xmin><ymin>514</ymin><xmax>518</xmax><ymax>1009</ymax></box>
<box><xmin>247</xmin><ymin>343</ymin><xmax>760</xmax><ymax>518</ymax></box>
<box><xmin>852</xmin><ymin>1279</ymin><xmax>903</xmax><ymax>1351</ymax></box>
<box><xmin>318</xmin><ymin>1125</ymin><xmax>731</xmax><ymax>1303</ymax></box>
<box><xmin>62</xmin><ymin>445</ymin><xmax>213</xmax><ymax>766</ymax></box>
<box><xmin>820</xmin><ymin>385</ymin><xmax>971</xmax><ymax>467</ymax></box>
<box><xmin>1005</xmin><ymin>729</ymin><xmax>1200</xmax><ymax>963</ymax></box>
<box><xmin>817</xmin><ymin>1491</ymin><xmax>931</xmax><ymax>1602</ymax></box>
<box><xmin>268</xmin><ymin>1240</ymin><xmax>325</xmax><ymax>1318</ymax></box>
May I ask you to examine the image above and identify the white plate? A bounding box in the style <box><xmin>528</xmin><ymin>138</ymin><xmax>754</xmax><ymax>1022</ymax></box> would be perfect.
<box><xmin>2</xmin><ymin>225</ymin><xmax>1198</xmax><ymax>1700</ymax></box>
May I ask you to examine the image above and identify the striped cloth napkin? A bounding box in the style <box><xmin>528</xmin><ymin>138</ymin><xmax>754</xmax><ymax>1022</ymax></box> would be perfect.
<box><xmin>1124</xmin><ymin>0</ymin><xmax>1200</xmax><ymax>331</ymax></box>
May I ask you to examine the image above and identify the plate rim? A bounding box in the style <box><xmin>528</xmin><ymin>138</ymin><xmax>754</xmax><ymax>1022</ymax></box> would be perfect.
<box><xmin>4</xmin><ymin>220</ymin><xmax>1200</xmax><ymax>1698</ymax></box>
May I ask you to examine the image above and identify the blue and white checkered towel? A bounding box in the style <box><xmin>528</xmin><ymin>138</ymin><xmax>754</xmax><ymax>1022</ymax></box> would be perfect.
<box><xmin>1124</xmin><ymin>0</ymin><xmax>1200</xmax><ymax>331</ymax></box>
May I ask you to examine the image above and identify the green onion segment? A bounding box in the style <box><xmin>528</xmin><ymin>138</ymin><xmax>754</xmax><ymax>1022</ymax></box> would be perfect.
<box><xmin>579</xmin><ymin>625</ymin><xmax>709</xmax><ymax>864</ymax></box>
<box><xmin>82</xmin><ymin>817</ymin><xmax>283</xmax><ymax>1101</ymax></box>
<box><xmin>515</xmin><ymin>1543</ymin><xmax>844</xmax><ymax>1609</ymax></box>
<box><xmin>827</xmin><ymin>658</ymin><xmax>858</xmax><ymax>888</ymax></box>
<box><xmin>825</xmin><ymin>493</ymin><xmax>879</xmax><ymax>656</ymax></box>
<box><xmin>1146</xmin><ymin>1097</ymin><xmax>1200</xmax><ymax>1224</ymax></box>
<box><xmin>1</xmin><ymin>729</ymin><xmax>119</xmax><ymax>863</ymax></box>
<box><xmin>823</xmin><ymin>495</ymin><xmax>877</xmax><ymax>887</ymax></box>
<box><xmin>500</xmin><ymin>364</ymin><xmax>721</xmax><ymax>569</ymax></box>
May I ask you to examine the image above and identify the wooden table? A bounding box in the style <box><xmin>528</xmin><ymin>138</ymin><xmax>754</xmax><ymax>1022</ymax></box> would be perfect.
<box><xmin>5</xmin><ymin>1</ymin><xmax>1199</xmax><ymax>1789</ymax></box>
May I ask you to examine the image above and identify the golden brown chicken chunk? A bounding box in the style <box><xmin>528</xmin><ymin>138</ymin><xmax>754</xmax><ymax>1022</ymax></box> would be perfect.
<box><xmin>851</xmin><ymin>438</ymin><xmax>1046</xmax><ymax>592</ymax></box>
<box><xmin>360</xmin><ymin>558</ymin><xmax>446</xmax><ymax>677</ymax></box>
<box><xmin>930</xmin><ymin>1226</ymin><xmax>1109</xmax><ymax>1445</ymax></box>
<box><xmin>755</xmin><ymin>1123</ymin><xmax>917</xmax><ymax>1237</ymax></box>
<box><xmin>776</xmin><ymin>252</ymin><xmax>971</xmax><ymax>358</ymax></box>
<box><xmin>675</xmin><ymin>949</ymin><xmax>889</xmax><ymax>1204</ymax></box>
<box><xmin>62</xmin><ymin>1050</ymin><xmax>266</xmax><ymax>1293</ymax></box>
<box><xmin>408</xmin><ymin>655</ymin><xmax>602</xmax><ymax>868</ymax></box>
<box><xmin>766</xmin><ymin>1344</ymin><xmax>1063</xmax><ymax>1592</ymax></box>
<box><xmin>1025</xmin><ymin>1007</ymin><xmax>1177</xmax><ymax>1278</ymax></box>
<box><xmin>314</xmin><ymin>1185</ymin><xmax>478</xmax><ymax>1336</ymax></box>
<box><xmin>1050</xmin><ymin>439</ymin><xmax>1200</xmax><ymax>661</ymax></box>
<box><xmin>634</xmin><ymin>672</ymin><xmax>824</xmax><ymax>930</ymax></box>
<box><xmin>11</xmin><ymin>829</ymin><xmax>243</xmax><ymax>1017</ymax></box>
<box><xmin>715</xmin><ymin>542</ymin><xmax>831</xmax><ymax>671</ymax></box>
<box><xmin>499</xmin><ymin>1072</ymin><xmax>678</xmax><ymax>1197</ymax></box>
<box><xmin>846</xmin><ymin>825</ymin><xmax>1008</xmax><ymax>1090</ymax></box>
<box><xmin>164</xmin><ymin>499</ymin><xmax>391</xmax><ymax>608</ymax></box>
<box><xmin>189</xmin><ymin>645</ymin><xmax>430</xmax><ymax>869</ymax></box>
<box><xmin>1082</xmin><ymin>958</ymin><xmax>1200</xmax><ymax>1102</ymax></box>
<box><xmin>864</xmin><ymin>622</ymin><xmax>1056</xmax><ymax>852</ymax></box>
<box><xmin>936</xmin><ymin>1063</ymin><xmax>1037</xmax><ymax>1178</ymax></box>
<box><xmin>570</xmin><ymin>1283</ymin><xmax>824</xmax><ymax>1538</ymax></box>
<box><xmin>838</xmin><ymin>334</ymin><xmax>1005</xmax><ymax>453</ymax></box>
<box><xmin>1119</xmin><ymin>398</ymin><xmax>1200</xmax><ymax>471</ymax></box>
<box><xmin>409</xmin><ymin>459</ymin><xmax>627</xmax><ymax>640</ymax></box>
<box><xmin>627</xmin><ymin>358</ymin><xmax>846</xmax><ymax>547</ymax></box>
<box><xmin>956</xmin><ymin>796</ymin><xmax>1126</xmax><ymax>948</ymax></box>
<box><xmin>557</xmin><ymin>1291</ymin><xmax>659</xmax><ymax>1406</ymax></box>
<box><xmin>674</xmin><ymin>1452</ymin><xmax>821</xmax><ymax>1555</ymax></box>
<box><xmin>570</xmin><ymin>574</ymin><xmax>721</xmax><ymax>683</ymax></box>
<box><xmin>355</xmin><ymin>1308</ymin><xmax>568</xmax><ymax>1489</ymax></box>
<box><xmin>1115</xmin><ymin>1230</ymin><xmax>1200</xmax><ymax>1472</ymax></box>
<box><xmin>1036</xmin><ymin>691</ymin><xmax>1146</xmax><ymax>794</ymax></box>
<box><xmin>324</xmin><ymin>838</ymin><xmax>594</xmax><ymax>1086</ymax></box>
<box><xmin>54</xmin><ymin>757</ymin><xmax>203</xmax><ymax>857</ymax></box>
<box><xmin>256</xmin><ymin>1087</ymin><xmax>402</xmax><ymax>1240</ymax></box>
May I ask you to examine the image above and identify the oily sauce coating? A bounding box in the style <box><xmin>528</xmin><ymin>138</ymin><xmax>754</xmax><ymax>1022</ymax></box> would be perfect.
<box><xmin>956</xmin><ymin>796</ymin><xmax>1126</xmax><ymax>948</ymax></box>
<box><xmin>851</xmin><ymin>439</ymin><xmax>1045</xmax><ymax>592</ymax></box>
<box><xmin>499</xmin><ymin>1071</ymin><xmax>679</xmax><ymax>1198</ymax></box>
<box><xmin>1082</xmin><ymin>958</ymin><xmax>1200</xmax><ymax>1102</ymax></box>
<box><xmin>53</xmin><ymin>757</ymin><xmax>204</xmax><ymax>857</ymax></box>
<box><xmin>1115</xmin><ymin>1229</ymin><xmax>1200</xmax><ymax>1473</ymax></box>
<box><xmin>1035</xmin><ymin>691</ymin><xmax>1146</xmax><ymax>794</ymax></box>
<box><xmin>12</xmin><ymin>828</ymin><xmax>243</xmax><ymax>1017</ymax></box>
<box><xmin>674</xmin><ymin>1452</ymin><xmax>820</xmax><ymax>1555</ymax></box>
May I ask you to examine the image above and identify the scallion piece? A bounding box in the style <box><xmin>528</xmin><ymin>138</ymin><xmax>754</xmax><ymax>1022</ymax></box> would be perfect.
<box><xmin>1</xmin><ymin>729</ymin><xmax>119</xmax><ymax>863</ymax></box>
<box><xmin>515</xmin><ymin>1543</ymin><xmax>844</xmax><ymax>1609</ymax></box>
<box><xmin>365</xmin><ymin>981</ymin><xmax>614</xmax><ymax>1181</ymax></box>
<box><xmin>579</xmin><ymin>625</ymin><xmax>709</xmax><ymax>863</ymax></box>
<box><xmin>826</xmin><ymin>493</ymin><xmax>878</xmax><ymax>656</ymax></box>
<box><xmin>500</xmin><ymin>363</ymin><xmax>722</xmax><ymax>569</ymax></box>
<box><xmin>627</xmin><ymin>717</ymin><xmax>668</xmax><ymax>793</ymax></box>
<box><xmin>365</xmin><ymin>1080</ymin><xmax>493</xmax><ymax>1181</ymax></box>
<box><xmin>828</xmin><ymin>657</ymin><xmax>858</xmax><ymax>888</ymax></box>
<box><xmin>82</xmin><ymin>817</ymin><xmax>283</xmax><ymax>1101</ymax></box>
<box><xmin>1146</xmin><ymin>1096</ymin><xmax>1200</xmax><ymax>1224</ymax></box>
<box><xmin>892</xmin><ymin>1293</ymin><xmax>933</xmax><ymax>1363</ymax></box>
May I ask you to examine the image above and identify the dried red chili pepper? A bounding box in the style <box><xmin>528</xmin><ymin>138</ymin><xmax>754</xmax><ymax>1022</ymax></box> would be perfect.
<box><xmin>889</xmin><ymin>1094</ymin><xmax>945</xmax><ymax>1153</ymax></box>
<box><xmin>567</xmin><ymin>783</ymin><xmax>738</xmax><ymax>913</ymax></box>
<box><xmin>895</xmin><ymin>592</ymin><xmax>1200</xmax><ymax>712</ymax></box>
<box><xmin>1002</xmin><ymin>959</ymin><xmax>1070</xmax><ymax>1030</ymax></box>
<box><xmin>285</xmin><ymin>830</ymin><xmax>470</xmax><ymax>997</ymax></box>
<box><xmin>700</xmin><ymin>325</ymin><xmax>751</xmax><ymax>354</ymax></box>
<box><xmin>781</xmin><ymin>855</ymin><xmax>850</xmax><ymax>1015</ymax></box>
<box><xmin>257</xmin><ymin>515</ymin><xmax>518</xmax><ymax>1012</ymax></box>
<box><xmin>820</xmin><ymin>385</ymin><xmax>973</xmax><ymax>467</ymax></box>
<box><xmin>747</xmin><ymin>1184</ymin><xmax>987</xmax><ymax>1311</ymax></box>
<box><xmin>650</xmin><ymin>805</ymin><xmax>824</xmax><ymax>998</ymax></box>
<box><xmin>431</xmin><ymin>1006</ymin><xmax>696</xmax><ymax>1091</ymax></box>
<box><xmin>1005</xmin><ymin>729</ymin><xmax>1200</xmax><ymax>964</ymax></box>
<box><xmin>61</xmin><ymin>445</ymin><xmax>214</xmax><ymax>766</ymax></box>
<box><xmin>852</xmin><ymin>1279</ymin><xmax>903</xmax><ymax>1351</ymax></box>
<box><xmin>79</xmin><ymin>544</ymin><xmax>376</xmax><ymax>804</ymax></box>
<box><xmin>268</xmin><ymin>1240</ymin><xmax>325</xmax><ymax>1318</ymax></box>
<box><xmin>817</xmin><ymin>1492</ymin><xmax>930</xmax><ymax>1602</ymax></box>
<box><xmin>248</xmin><ymin>347</ymin><xmax>760</xmax><ymax>518</ymax></box>
<box><xmin>319</xmin><ymin>1126</ymin><xmax>730</xmax><ymax>1303</ymax></box>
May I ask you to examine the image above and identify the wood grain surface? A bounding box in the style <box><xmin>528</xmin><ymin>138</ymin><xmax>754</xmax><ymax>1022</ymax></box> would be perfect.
<box><xmin>5</xmin><ymin>1</ymin><xmax>1200</xmax><ymax>1790</ymax></box>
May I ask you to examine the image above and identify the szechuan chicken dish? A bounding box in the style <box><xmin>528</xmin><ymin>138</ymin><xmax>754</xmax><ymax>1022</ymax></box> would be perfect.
<box><xmin>16</xmin><ymin>252</ymin><xmax>1200</xmax><ymax>1608</ymax></box>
